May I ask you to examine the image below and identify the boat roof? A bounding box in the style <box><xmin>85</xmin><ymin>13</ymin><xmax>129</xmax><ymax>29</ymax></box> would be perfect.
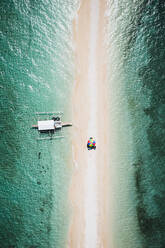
<box><xmin>38</xmin><ymin>120</ymin><xmax>54</xmax><ymax>131</ymax></box>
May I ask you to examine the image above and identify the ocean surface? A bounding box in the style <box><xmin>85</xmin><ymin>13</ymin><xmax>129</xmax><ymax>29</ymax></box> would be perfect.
<box><xmin>107</xmin><ymin>1</ymin><xmax>165</xmax><ymax>247</ymax></box>
<box><xmin>1</xmin><ymin>0</ymin><xmax>165</xmax><ymax>247</ymax></box>
<box><xmin>0</xmin><ymin>0</ymin><xmax>78</xmax><ymax>247</ymax></box>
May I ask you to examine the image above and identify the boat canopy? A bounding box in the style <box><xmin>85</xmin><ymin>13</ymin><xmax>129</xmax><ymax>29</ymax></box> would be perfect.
<box><xmin>38</xmin><ymin>120</ymin><xmax>54</xmax><ymax>131</ymax></box>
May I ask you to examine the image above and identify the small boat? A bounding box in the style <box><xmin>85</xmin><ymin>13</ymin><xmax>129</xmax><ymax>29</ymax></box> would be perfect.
<box><xmin>32</xmin><ymin>111</ymin><xmax>72</xmax><ymax>140</ymax></box>
<box><xmin>32</xmin><ymin>119</ymin><xmax>72</xmax><ymax>131</ymax></box>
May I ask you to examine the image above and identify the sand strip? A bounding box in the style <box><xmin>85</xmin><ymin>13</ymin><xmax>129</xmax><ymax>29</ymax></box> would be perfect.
<box><xmin>68</xmin><ymin>0</ymin><xmax>110</xmax><ymax>247</ymax></box>
<box><xmin>84</xmin><ymin>0</ymin><xmax>99</xmax><ymax>247</ymax></box>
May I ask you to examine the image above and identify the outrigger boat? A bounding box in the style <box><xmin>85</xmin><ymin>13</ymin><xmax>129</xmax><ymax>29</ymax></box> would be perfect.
<box><xmin>32</xmin><ymin>111</ymin><xmax>72</xmax><ymax>140</ymax></box>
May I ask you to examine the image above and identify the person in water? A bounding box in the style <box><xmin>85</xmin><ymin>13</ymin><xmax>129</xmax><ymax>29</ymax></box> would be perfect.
<box><xmin>87</xmin><ymin>137</ymin><xmax>96</xmax><ymax>150</ymax></box>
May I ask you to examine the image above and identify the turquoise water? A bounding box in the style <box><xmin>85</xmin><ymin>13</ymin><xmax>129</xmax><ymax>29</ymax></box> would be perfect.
<box><xmin>1</xmin><ymin>0</ymin><xmax>165</xmax><ymax>247</ymax></box>
<box><xmin>0</xmin><ymin>0</ymin><xmax>78</xmax><ymax>247</ymax></box>
<box><xmin>107</xmin><ymin>1</ymin><xmax>165</xmax><ymax>247</ymax></box>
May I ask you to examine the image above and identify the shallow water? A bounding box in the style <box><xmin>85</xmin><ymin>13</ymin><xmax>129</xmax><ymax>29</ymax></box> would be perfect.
<box><xmin>106</xmin><ymin>0</ymin><xmax>165</xmax><ymax>247</ymax></box>
<box><xmin>0</xmin><ymin>0</ymin><xmax>78</xmax><ymax>247</ymax></box>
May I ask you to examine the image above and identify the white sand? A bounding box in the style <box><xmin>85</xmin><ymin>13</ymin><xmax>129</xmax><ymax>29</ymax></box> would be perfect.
<box><xmin>85</xmin><ymin>0</ymin><xmax>99</xmax><ymax>247</ymax></box>
<box><xmin>68</xmin><ymin>0</ymin><xmax>110</xmax><ymax>247</ymax></box>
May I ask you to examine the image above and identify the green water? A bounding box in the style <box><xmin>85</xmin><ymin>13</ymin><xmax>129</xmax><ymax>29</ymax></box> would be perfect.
<box><xmin>0</xmin><ymin>0</ymin><xmax>79</xmax><ymax>247</ymax></box>
<box><xmin>107</xmin><ymin>1</ymin><xmax>165</xmax><ymax>247</ymax></box>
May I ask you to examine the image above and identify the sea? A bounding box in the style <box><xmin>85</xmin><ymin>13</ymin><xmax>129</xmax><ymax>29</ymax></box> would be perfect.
<box><xmin>0</xmin><ymin>0</ymin><xmax>165</xmax><ymax>247</ymax></box>
<box><xmin>107</xmin><ymin>1</ymin><xmax>165</xmax><ymax>248</ymax></box>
